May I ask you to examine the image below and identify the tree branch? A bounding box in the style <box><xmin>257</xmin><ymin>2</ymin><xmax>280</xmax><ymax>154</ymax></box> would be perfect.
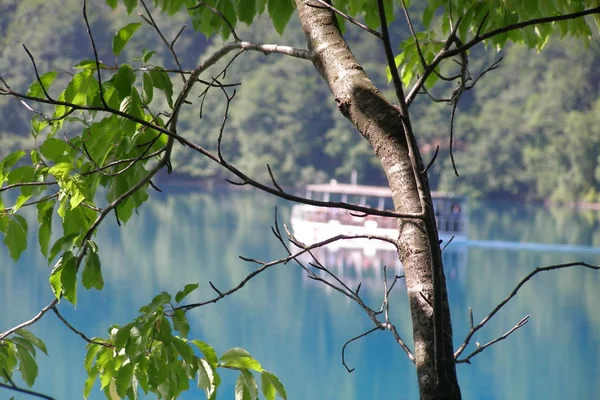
<box><xmin>454</xmin><ymin>262</ymin><xmax>600</xmax><ymax>360</ymax></box>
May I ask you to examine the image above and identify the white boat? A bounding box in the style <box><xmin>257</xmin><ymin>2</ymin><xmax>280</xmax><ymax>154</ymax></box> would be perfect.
<box><xmin>290</xmin><ymin>181</ymin><xmax>468</xmax><ymax>252</ymax></box>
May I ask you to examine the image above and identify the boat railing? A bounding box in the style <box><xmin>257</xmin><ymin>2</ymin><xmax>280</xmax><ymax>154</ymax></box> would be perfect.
<box><xmin>292</xmin><ymin>204</ymin><xmax>465</xmax><ymax>234</ymax></box>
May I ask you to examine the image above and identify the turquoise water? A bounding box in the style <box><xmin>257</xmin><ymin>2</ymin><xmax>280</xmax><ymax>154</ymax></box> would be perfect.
<box><xmin>2</xmin><ymin>188</ymin><xmax>600</xmax><ymax>399</ymax></box>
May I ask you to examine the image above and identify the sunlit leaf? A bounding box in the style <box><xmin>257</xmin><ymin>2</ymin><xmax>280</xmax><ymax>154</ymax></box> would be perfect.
<box><xmin>175</xmin><ymin>283</ymin><xmax>199</xmax><ymax>303</ymax></box>
<box><xmin>116</xmin><ymin>363</ymin><xmax>135</xmax><ymax>397</ymax></box>
<box><xmin>40</xmin><ymin>138</ymin><xmax>72</xmax><ymax>162</ymax></box>
<box><xmin>16</xmin><ymin>329</ymin><xmax>48</xmax><ymax>356</ymax></box>
<box><xmin>113</xmin><ymin>22</ymin><xmax>143</xmax><ymax>56</ymax></box>
<box><xmin>26</xmin><ymin>71</ymin><xmax>59</xmax><ymax>98</ymax></box>
<box><xmin>15</xmin><ymin>344</ymin><xmax>38</xmax><ymax>387</ymax></box>
<box><xmin>191</xmin><ymin>340</ymin><xmax>218</xmax><ymax>369</ymax></box>
<box><xmin>262</xmin><ymin>371</ymin><xmax>286</xmax><ymax>400</ymax></box>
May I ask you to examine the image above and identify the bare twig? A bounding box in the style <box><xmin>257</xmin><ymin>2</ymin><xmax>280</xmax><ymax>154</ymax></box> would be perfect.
<box><xmin>1</xmin><ymin>368</ymin><xmax>55</xmax><ymax>399</ymax></box>
<box><xmin>189</xmin><ymin>1</ymin><xmax>240</xmax><ymax>41</ymax></box>
<box><xmin>139</xmin><ymin>0</ymin><xmax>187</xmax><ymax>83</ymax></box>
<box><xmin>454</xmin><ymin>262</ymin><xmax>600</xmax><ymax>360</ymax></box>
<box><xmin>0</xmin><ymin>299</ymin><xmax>58</xmax><ymax>340</ymax></box>
<box><xmin>456</xmin><ymin>315</ymin><xmax>530</xmax><ymax>364</ymax></box>
<box><xmin>22</xmin><ymin>45</ymin><xmax>53</xmax><ymax>100</ymax></box>
<box><xmin>406</xmin><ymin>6</ymin><xmax>600</xmax><ymax>105</ymax></box>
<box><xmin>422</xmin><ymin>145</ymin><xmax>440</xmax><ymax>174</ymax></box>
<box><xmin>341</xmin><ymin>327</ymin><xmax>382</xmax><ymax>373</ymax></box>
<box><xmin>309</xmin><ymin>0</ymin><xmax>382</xmax><ymax>38</ymax></box>
<box><xmin>51</xmin><ymin>307</ymin><xmax>112</xmax><ymax>347</ymax></box>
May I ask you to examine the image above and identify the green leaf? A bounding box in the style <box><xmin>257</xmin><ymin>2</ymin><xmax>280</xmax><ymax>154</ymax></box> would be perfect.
<box><xmin>82</xmin><ymin>251</ymin><xmax>104</xmax><ymax>290</ymax></box>
<box><xmin>105</xmin><ymin>0</ymin><xmax>118</xmax><ymax>9</ymax></box>
<box><xmin>4</xmin><ymin>214</ymin><xmax>28</xmax><ymax>262</ymax></box>
<box><xmin>12</xmin><ymin>194</ymin><xmax>30</xmax><ymax>213</ymax></box>
<box><xmin>60</xmin><ymin>252</ymin><xmax>78</xmax><ymax>305</ymax></box>
<box><xmin>40</xmin><ymin>138</ymin><xmax>73</xmax><ymax>162</ymax></box>
<box><xmin>49</xmin><ymin>258</ymin><xmax>64</xmax><ymax>299</ymax></box>
<box><xmin>262</xmin><ymin>371</ymin><xmax>286</xmax><ymax>400</ymax></box>
<box><xmin>84</xmin><ymin>365</ymin><xmax>99</xmax><ymax>399</ymax></box>
<box><xmin>221</xmin><ymin>356</ymin><xmax>263</xmax><ymax>372</ymax></box>
<box><xmin>63</xmin><ymin>69</ymin><xmax>96</xmax><ymax>106</ymax></box>
<box><xmin>148</xmin><ymin>68</ymin><xmax>173</xmax><ymax>108</ymax></box>
<box><xmin>235</xmin><ymin>373</ymin><xmax>253</xmax><ymax>400</ymax></box>
<box><xmin>238</xmin><ymin>369</ymin><xmax>258</xmax><ymax>400</ymax></box>
<box><xmin>197</xmin><ymin>358</ymin><xmax>216</xmax><ymax>398</ymax></box>
<box><xmin>74</xmin><ymin>59</ymin><xmax>109</xmax><ymax>70</ymax></box>
<box><xmin>112</xmin><ymin>64</ymin><xmax>136</xmax><ymax>100</ymax></box>
<box><xmin>12</xmin><ymin>337</ymin><xmax>36</xmax><ymax>358</ymax></box>
<box><xmin>26</xmin><ymin>71</ymin><xmax>59</xmax><ymax>98</ymax></box>
<box><xmin>48</xmin><ymin>162</ymin><xmax>73</xmax><ymax>180</ymax></box>
<box><xmin>172</xmin><ymin>309</ymin><xmax>190</xmax><ymax>338</ymax></box>
<box><xmin>15</xmin><ymin>329</ymin><xmax>48</xmax><ymax>356</ymax></box>
<box><xmin>267</xmin><ymin>0</ymin><xmax>294</xmax><ymax>34</ymax></box>
<box><xmin>139</xmin><ymin>292</ymin><xmax>171</xmax><ymax>314</ymax></box>
<box><xmin>85</xmin><ymin>343</ymin><xmax>102</xmax><ymax>371</ymax></box>
<box><xmin>141</xmin><ymin>72</ymin><xmax>153</xmax><ymax>104</ymax></box>
<box><xmin>236</xmin><ymin>0</ymin><xmax>256</xmax><ymax>25</ymax></box>
<box><xmin>113</xmin><ymin>22</ymin><xmax>143</xmax><ymax>56</ymax></box>
<box><xmin>114</xmin><ymin>323</ymin><xmax>133</xmax><ymax>351</ymax></box>
<box><xmin>220</xmin><ymin>348</ymin><xmax>263</xmax><ymax>371</ymax></box>
<box><xmin>119</xmin><ymin>88</ymin><xmax>143</xmax><ymax>136</ymax></box>
<box><xmin>261</xmin><ymin>371</ymin><xmax>276</xmax><ymax>400</ymax></box>
<box><xmin>220</xmin><ymin>347</ymin><xmax>251</xmax><ymax>361</ymax></box>
<box><xmin>15</xmin><ymin>344</ymin><xmax>38</xmax><ymax>387</ymax></box>
<box><xmin>48</xmin><ymin>233</ymin><xmax>78</xmax><ymax>263</ymax></box>
<box><xmin>123</xmin><ymin>0</ymin><xmax>138</xmax><ymax>14</ymax></box>
<box><xmin>422</xmin><ymin>6</ymin><xmax>435</xmax><ymax>29</ymax></box>
<box><xmin>142</xmin><ymin>49</ymin><xmax>156</xmax><ymax>63</ymax></box>
<box><xmin>0</xmin><ymin>150</ymin><xmax>26</xmax><ymax>184</ymax></box>
<box><xmin>175</xmin><ymin>283</ymin><xmax>199</xmax><ymax>303</ymax></box>
<box><xmin>116</xmin><ymin>363</ymin><xmax>135</xmax><ymax>397</ymax></box>
<box><xmin>191</xmin><ymin>340</ymin><xmax>218</xmax><ymax>369</ymax></box>
<box><xmin>172</xmin><ymin>337</ymin><xmax>196</xmax><ymax>365</ymax></box>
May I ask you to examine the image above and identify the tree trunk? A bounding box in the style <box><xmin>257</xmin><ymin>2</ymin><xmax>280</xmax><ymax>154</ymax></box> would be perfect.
<box><xmin>295</xmin><ymin>1</ymin><xmax>461</xmax><ymax>398</ymax></box>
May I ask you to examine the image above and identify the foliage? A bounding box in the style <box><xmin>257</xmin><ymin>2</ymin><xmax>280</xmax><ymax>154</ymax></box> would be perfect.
<box><xmin>1</xmin><ymin>0</ymin><xmax>599</xmax><ymax>398</ymax></box>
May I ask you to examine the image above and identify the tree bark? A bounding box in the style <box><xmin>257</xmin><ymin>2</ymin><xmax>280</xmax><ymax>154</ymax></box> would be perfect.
<box><xmin>295</xmin><ymin>1</ymin><xmax>461</xmax><ymax>398</ymax></box>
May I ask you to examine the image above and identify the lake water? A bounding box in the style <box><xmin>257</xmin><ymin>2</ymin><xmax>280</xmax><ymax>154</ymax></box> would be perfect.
<box><xmin>2</xmin><ymin>187</ymin><xmax>600</xmax><ymax>399</ymax></box>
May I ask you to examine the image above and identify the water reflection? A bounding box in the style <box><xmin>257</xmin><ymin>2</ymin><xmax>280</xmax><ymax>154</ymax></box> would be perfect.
<box><xmin>1</xmin><ymin>190</ymin><xmax>600</xmax><ymax>399</ymax></box>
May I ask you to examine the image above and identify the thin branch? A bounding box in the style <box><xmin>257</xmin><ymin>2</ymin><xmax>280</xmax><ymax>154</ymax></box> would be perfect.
<box><xmin>407</xmin><ymin>6</ymin><xmax>600</xmax><ymax>105</ymax></box>
<box><xmin>341</xmin><ymin>327</ymin><xmax>382</xmax><ymax>373</ymax></box>
<box><xmin>139</xmin><ymin>0</ymin><xmax>186</xmax><ymax>83</ymax></box>
<box><xmin>51</xmin><ymin>307</ymin><xmax>112</xmax><ymax>347</ymax></box>
<box><xmin>82</xmin><ymin>0</ymin><xmax>108</xmax><ymax>109</ymax></box>
<box><xmin>178</xmin><ymin>233</ymin><xmax>396</xmax><ymax>312</ymax></box>
<box><xmin>309</xmin><ymin>0</ymin><xmax>382</xmax><ymax>38</ymax></box>
<box><xmin>449</xmin><ymin>99</ymin><xmax>459</xmax><ymax>176</ymax></box>
<box><xmin>422</xmin><ymin>145</ymin><xmax>440</xmax><ymax>174</ymax></box>
<box><xmin>189</xmin><ymin>1</ymin><xmax>240</xmax><ymax>42</ymax></box>
<box><xmin>454</xmin><ymin>262</ymin><xmax>600</xmax><ymax>360</ymax></box>
<box><xmin>456</xmin><ymin>315</ymin><xmax>529</xmax><ymax>364</ymax></box>
<box><xmin>386</xmin><ymin>322</ymin><xmax>415</xmax><ymax>362</ymax></box>
<box><xmin>22</xmin><ymin>45</ymin><xmax>53</xmax><ymax>100</ymax></box>
<box><xmin>0</xmin><ymin>299</ymin><xmax>58</xmax><ymax>340</ymax></box>
<box><xmin>267</xmin><ymin>164</ymin><xmax>284</xmax><ymax>192</ymax></box>
<box><xmin>377</xmin><ymin>0</ymin><xmax>407</xmax><ymax>111</ymax></box>
<box><xmin>1</xmin><ymin>369</ymin><xmax>55</xmax><ymax>400</ymax></box>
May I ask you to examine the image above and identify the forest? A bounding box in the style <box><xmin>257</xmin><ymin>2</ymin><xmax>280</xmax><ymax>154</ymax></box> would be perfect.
<box><xmin>1</xmin><ymin>0</ymin><xmax>599</xmax><ymax>202</ymax></box>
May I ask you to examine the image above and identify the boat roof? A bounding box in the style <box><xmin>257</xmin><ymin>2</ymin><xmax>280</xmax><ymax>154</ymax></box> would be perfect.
<box><xmin>305</xmin><ymin>183</ymin><xmax>462</xmax><ymax>199</ymax></box>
